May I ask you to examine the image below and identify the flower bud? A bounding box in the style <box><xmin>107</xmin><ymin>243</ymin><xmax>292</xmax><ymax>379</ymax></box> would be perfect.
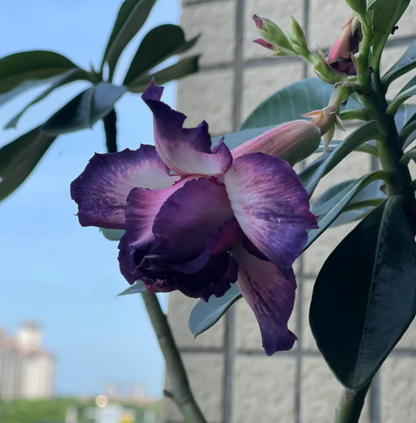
<box><xmin>252</xmin><ymin>15</ymin><xmax>296</xmax><ymax>56</ymax></box>
<box><xmin>232</xmin><ymin>120</ymin><xmax>321</xmax><ymax>165</ymax></box>
<box><xmin>327</xmin><ymin>15</ymin><xmax>361</xmax><ymax>76</ymax></box>
<box><xmin>288</xmin><ymin>16</ymin><xmax>309</xmax><ymax>54</ymax></box>
<box><xmin>253</xmin><ymin>38</ymin><xmax>275</xmax><ymax>51</ymax></box>
<box><xmin>302</xmin><ymin>106</ymin><xmax>345</xmax><ymax>151</ymax></box>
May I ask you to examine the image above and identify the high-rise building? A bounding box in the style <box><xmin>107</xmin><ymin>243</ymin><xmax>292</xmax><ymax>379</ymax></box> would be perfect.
<box><xmin>0</xmin><ymin>322</ymin><xmax>55</xmax><ymax>399</ymax></box>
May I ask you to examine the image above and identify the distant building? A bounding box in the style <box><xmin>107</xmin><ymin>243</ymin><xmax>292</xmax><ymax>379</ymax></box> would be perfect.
<box><xmin>103</xmin><ymin>382</ymin><xmax>120</xmax><ymax>399</ymax></box>
<box><xmin>129</xmin><ymin>383</ymin><xmax>145</xmax><ymax>401</ymax></box>
<box><xmin>0</xmin><ymin>322</ymin><xmax>54</xmax><ymax>399</ymax></box>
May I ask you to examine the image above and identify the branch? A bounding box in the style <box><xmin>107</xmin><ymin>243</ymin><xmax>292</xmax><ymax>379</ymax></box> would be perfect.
<box><xmin>141</xmin><ymin>292</ymin><xmax>207</xmax><ymax>423</ymax></box>
<box><xmin>103</xmin><ymin>109</ymin><xmax>118</xmax><ymax>153</ymax></box>
<box><xmin>333</xmin><ymin>385</ymin><xmax>370</xmax><ymax>423</ymax></box>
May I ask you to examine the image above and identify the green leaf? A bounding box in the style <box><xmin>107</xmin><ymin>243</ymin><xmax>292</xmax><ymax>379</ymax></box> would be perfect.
<box><xmin>304</xmin><ymin>121</ymin><xmax>380</xmax><ymax>196</ymax></box>
<box><xmin>382</xmin><ymin>39</ymin><xmax>416</xmax><ymax>85</ymax></box>
<box><xmin>42</xmin><ymin>82</ymin><xmax>127</xmax><ymax>135</ymax></box>
<box><xmin>404</xmin><ymin>145</ymin><xmax>416</xmax><ymax>163</ymax></box>
<box><xmin>367</xmin><ymin>0</ymin><xmax>389</xmax><ymax>10</ymax></box>
<box><xmin>118</xmin><ymin>281</ymin><xmax>147</xmax><ymax>296</ymax></box>
<box><xmin>100</xmin><ymin>228</ymin><xmax>125</xmax><ymax>241</ymax></box>
<box><xmin>397</xmin><ymin>104</ymin><xmax>416</xmax><ymax>147</ymax></box>
<box><xmin>5</xmin><ymin>68</ymin><xmax>90</xmax><ymax>129</ymax></box>
<box><xmin>0</xmin><ymin>50</ymin><xmax>79</xmax><ymax>104</ymax></box>
<box><xmin>310</xmin><ymin>197</ymin><xmax>416</xmax><ymax>391</ymax></box>
<box><xmin>102</xmin><ymin>0</ymin><xmax>157</xmax><ymax>79</ymax></box>
<box><xmin>387</xmin><ymin>75</ymin><xmax>416</xmax><ymax>114</ymax></box>
<box><xmin>123</xmin><ymin>24</ymin><xmax>199</xmax><ymax>85</ymax></box>
<box><xmin>127</xmin><ymin>55</ymin><xmax>200</xmax><ymax>93</ymax></box>
<box><xmin>305</xmin><ymin>174</ymin><xmax>384</xmax><ymax>250</ymax></box>
<box><xmin>372</xmin><ymin>0</ymin><xmax>411</xmax><ymax>59</ymax></box>
<box><xmin>188</xmin><ymin>284</ymin><xmax>242</xmax><ymax>337</ymax></box>
<box><xmin>299</xmin><ymin>154</ymin><xmax>329</xmax><ymax>185</ymax></box>
<box><xmin>240</xmin><ymin>78</ymin><xmax>361</xmax><ymax>130</ymax></box>
<box><xmin>0</xmin><ymin>127</ymin><xmax>56</xmax><ymax>202</ymax></box>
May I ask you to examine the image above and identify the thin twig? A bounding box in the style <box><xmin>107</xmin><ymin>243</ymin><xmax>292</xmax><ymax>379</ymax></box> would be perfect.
<box><xmin>103</xmin><ymin>109</ymin><xmax>118</xmax><ymax>153</ymax></box>
<box><xmin>141</xmin><ymin>292</ymin><xmax>207</xmax><ymax>423</ymax></box>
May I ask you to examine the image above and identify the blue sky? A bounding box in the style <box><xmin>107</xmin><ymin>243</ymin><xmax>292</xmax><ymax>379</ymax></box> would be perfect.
<box><xmin>0</xmin><ymin>0</ymin><xmax>181</xmax><ymax>398</ymax></box>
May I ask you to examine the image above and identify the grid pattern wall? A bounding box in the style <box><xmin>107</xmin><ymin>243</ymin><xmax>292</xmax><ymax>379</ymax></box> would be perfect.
<box><xmin>162</xmin><ymin>1</ymin><xmax>416</xmax><ymax>422</ymax></box>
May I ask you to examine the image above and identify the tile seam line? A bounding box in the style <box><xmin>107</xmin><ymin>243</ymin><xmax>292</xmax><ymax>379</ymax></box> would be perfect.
<box><xmin>222</xmin><ymin>1</ymin><xmax>246</xmax><ymax>423</ymax></box>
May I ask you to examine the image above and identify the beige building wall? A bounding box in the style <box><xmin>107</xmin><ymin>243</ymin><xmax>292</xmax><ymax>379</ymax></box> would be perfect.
<box><xmin>163</xmin><ymin>1</ymin><xmax>416</xmax><ymax>423</ymax></box>
<box><xmin>20</xmin><ymin>353</ymin><xmax>54</xmax><ymax>399</ymax></box>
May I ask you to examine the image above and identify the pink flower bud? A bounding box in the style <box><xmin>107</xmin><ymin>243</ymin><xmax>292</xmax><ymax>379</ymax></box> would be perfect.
<box><xmin>253</xmin><ymin>14</ymin><xmax>265</xmax><ymax>30</ymax></box>
<box><xmin>232</xmin><ymin>120</ymin><xmax>321</xmax><ymax>165</ymax></box>
<box><xmin>253</xmin><ymin>38</ymin><xmax>275</xmax><ymax>50</ymax></box>
<box><xmin>327</xmin><ymin>15</ymin><xmax>360</xmax><ymax>76</ymax></box>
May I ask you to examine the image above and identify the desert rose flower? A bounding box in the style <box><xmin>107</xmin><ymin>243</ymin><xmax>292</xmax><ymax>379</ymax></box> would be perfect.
<box><xmin>71</xmin><ymin>82</ymin><xmax>318</xmax><ymax>355</ymax></box>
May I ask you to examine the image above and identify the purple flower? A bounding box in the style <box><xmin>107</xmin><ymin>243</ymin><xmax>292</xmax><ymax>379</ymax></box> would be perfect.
<box><xmin>71</xmin><ymin>82</ymin><xmax>318</xmax><ymax>355</ymax></box>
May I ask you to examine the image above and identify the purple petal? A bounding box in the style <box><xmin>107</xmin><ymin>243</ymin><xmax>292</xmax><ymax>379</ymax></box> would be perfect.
<box><xmin>71</xmin><ymin>145</ymin><xmax>178</xmax><ymax>229</ymax></box>
<box><xmin>233</xmin><ymin>243</ymin><xmax>297</xmax><ymax>355</ymax></box>
<box><xmin>151</xmin><ymin>178</ymin><xmax>235</xmax><ymax>268</ymax></box>
<box><xmin>210</xmin><ymin>221</ymin><xmax>244</xmax><ymax>255</ymax></box>
<box><xmin>118</xmin><ymin>234</ymin><xmax>179</xmax><ymax>290</ymax></box>
<box><xmin>118</xmin><ymin>234</ymin><xmax>146</xmax><ymax>284</ymax></box>
<box><xmin>124</xmin><ymin>177</ymin><xmax>191</xmax><ymax>253</ymax></box>
<box><xmin>175</xmin><ymin>253</ymin><xmax>238</xmax><ymax>301</ymax></box>
<box><xmin>224</xmin><ymin>153</ymin><xmax>317</xmax><ymax>273</ymax></box>
<box><xmin>142</xmin><ymin>81</ymin><xmax>233</xmax><ymax>176</ymax></box>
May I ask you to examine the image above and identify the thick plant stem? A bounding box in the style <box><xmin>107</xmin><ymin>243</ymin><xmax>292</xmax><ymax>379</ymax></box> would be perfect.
<box><xmin>333</xmin><ymin>385</ymin><xmax>370</xmax><ymax>423</ymax></box>
<box><xmin>360</xmin><ymin>91</ymin><xmax>416</xmax><ymax>224</ymax></box>
<box><xmin>141</xmin><ymin>292</ymin><xmax>207</xmax><ymax>423</ymax></box>
<box><xmin>103</xmin><ymin>109</ymin><xmax>118</xmax><ymax>153</ymax></box>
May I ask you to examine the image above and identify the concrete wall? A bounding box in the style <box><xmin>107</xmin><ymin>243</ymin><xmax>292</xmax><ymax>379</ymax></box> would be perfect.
<box><xmin>164</xmin><ymin>1</ymin><xmax>416</xmax><ymax>422</ymax></box>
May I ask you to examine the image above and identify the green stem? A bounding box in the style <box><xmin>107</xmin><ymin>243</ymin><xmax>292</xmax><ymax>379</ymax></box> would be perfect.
<box><xmin>141</xmin><ymin>293</ymin><xmax>207</xmax><ymax>423</ymax></box>
<box><xmin>333</xmin><ymin>385</ymin><xmax>370</xmax><ymax>423</ymax></box>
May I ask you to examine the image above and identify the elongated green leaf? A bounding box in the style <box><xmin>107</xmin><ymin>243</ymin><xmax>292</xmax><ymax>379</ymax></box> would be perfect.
<box><xmin>127</xmin><ymin>56</ymin><xmax>200</xmax><ymax>93</ymax></box>
<box><xmin>102</xmin><ymin>0</ymin><xmax>157</xmax><ymax>78</ymax></box>
<box><xmin>118</xmin><ymin>281</ymin><xmax>147</xmax><ymax>296</ymax></box>
<box><xmin>0</xmin><ymin>50</ymin><xmax>78</xmax><ymax>104</ymax></box>
<box><xmin>299</xmin><ymin>154</ymin><xmax>329</xmax><ymax>185</ymax></box>
<box><xmin>100</xmin><ymin>228</ymin><xmax>125</xmax><ymax>241</ymax></box>
<box><xmin>382</xmin><ymin>39</ymin><xmax>416</xmax><ymax>85</ymax></box>
<box><xmin>42</xmin><ymin>82</ymin><xmax>127</xmax><ymax>135</ymax></box>
<box><xmin>124</xmin><ymin>24</ymin><xmax>199</xmax><ymax>85</ymax></box>
<box><xmin>404</xmin><ymin>143</ymin><xmax>416</xmax><ymax>163</ymax></box>
<box><xmin>310</xmin><ymin>197</ymin><xmax>416</xmax><ymax>391</ymax></box>
<box><xmin>387</xmin><ymin>75</ymin><xmax>416</xmax><ymax>114</ymax></box>
<box><xmin>396</xmin><ymin>104</ymin><xmax>416</xmax><ymax>146</ymax></box>
<box><xmin>304</xmin><ymin>121</ymin><xmax>380</xmax><ymax>196</ymax></box>
<box><xmin>372</xmin><ymin>0</ymin><xmax>411</xmax><ymax>59</ymax></box>
<box><xmin>367</xmin><ymin>0</ymin><xmax>389</xmax><ymax>10</ymax></box>
<box><xmin>241</xmin><ymin>78</ymin><xmax>361</xmax><ymax>130</ymax></box>
<box><xmin>189</xmin><ymin>284</ymin><xmax>242</xmax><ymax>337</ymax></box>
<box><xmin>305</xmin><ymin>174</ymin><xmax>383</xmax><ymax>250</ymax></box>
<box><xmin>0</xmin><ymin>127</ymin><xmax>56</xmax><ymax>201</ymax></box>
<box><xmin>5</xmin><ymin>68</ymin><xmax>91</xmax><ymax>129</ymax></box>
